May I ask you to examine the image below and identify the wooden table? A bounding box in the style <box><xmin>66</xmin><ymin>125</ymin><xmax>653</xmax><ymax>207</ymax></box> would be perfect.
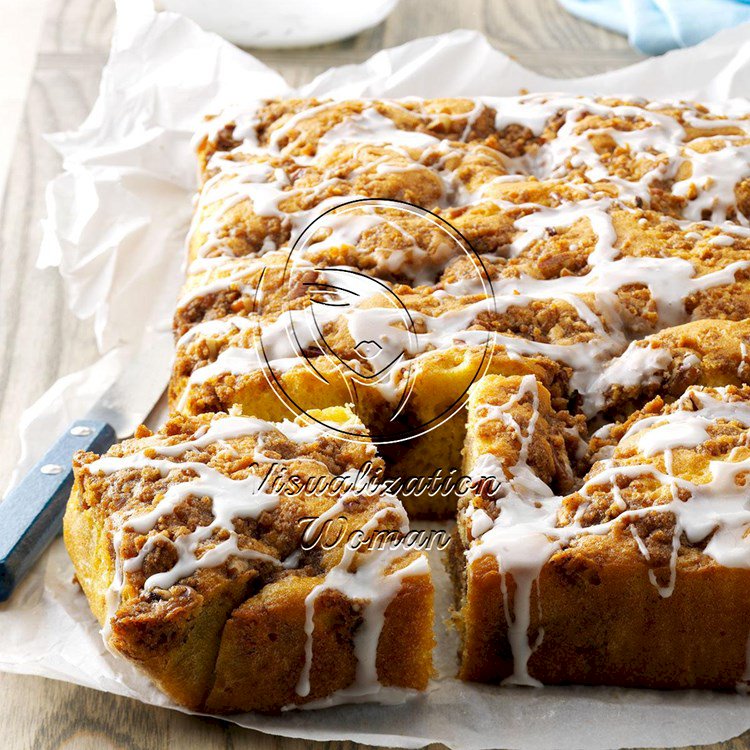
<box><xmin>0</xmin><ymin>1</ymin><xmax>745</xmax><ymax>747</ymax></box>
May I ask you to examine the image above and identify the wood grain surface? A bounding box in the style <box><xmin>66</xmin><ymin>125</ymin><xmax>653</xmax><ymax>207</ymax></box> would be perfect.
<box><xmin>0</xmin><ymin>1</ymin><xmax>746</xmax><ymax>748</ymax></box>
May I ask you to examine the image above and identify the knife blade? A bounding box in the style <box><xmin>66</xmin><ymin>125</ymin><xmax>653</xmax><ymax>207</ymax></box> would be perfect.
<box><xmin>0</xmin><ymin>332</ymin><xmax>174</xmax><ymax>602</ymax></box>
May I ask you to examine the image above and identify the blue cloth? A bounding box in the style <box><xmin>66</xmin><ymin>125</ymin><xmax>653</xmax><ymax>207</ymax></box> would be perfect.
<box><xmin>559</xmin><ymin>0</ymin><xmax>750</xmax><ymax>55</ymax></box>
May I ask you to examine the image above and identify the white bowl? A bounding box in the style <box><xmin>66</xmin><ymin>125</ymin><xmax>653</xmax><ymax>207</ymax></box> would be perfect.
<box><xmin>156</xmin><ymin>0</ymin><xmax>401</xmax><ymax>48</ymax></box>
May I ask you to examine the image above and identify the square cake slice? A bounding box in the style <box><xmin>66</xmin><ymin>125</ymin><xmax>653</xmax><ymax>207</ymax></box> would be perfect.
<box><xmin>454</xmin><ymin>376</ymin><xmax>750</xmax><ymax>689</ymax></box>
<box><xmin>64</xmin><ymin>406</ymin><xmax>434</xmax><ymax>712</ymax></box>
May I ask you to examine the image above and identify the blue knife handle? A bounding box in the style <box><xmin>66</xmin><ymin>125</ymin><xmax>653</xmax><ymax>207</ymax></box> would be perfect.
<box><xmin>0</xmin><ymin>419</ymin><xmax>116</xmax><ymax>602</ymax></box>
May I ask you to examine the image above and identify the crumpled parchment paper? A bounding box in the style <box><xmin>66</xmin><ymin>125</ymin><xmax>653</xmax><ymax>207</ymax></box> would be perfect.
<box><xmin>4</xmin><ymin>2</ymin><xmax>750</xmax><ymax>747</ymax></box>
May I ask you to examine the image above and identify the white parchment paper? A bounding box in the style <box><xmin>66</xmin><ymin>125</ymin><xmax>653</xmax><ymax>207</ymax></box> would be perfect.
<box><xmin>4</xmin><ymin>2</ymin><xmax>750</xmax><ymax>747</ymax></box>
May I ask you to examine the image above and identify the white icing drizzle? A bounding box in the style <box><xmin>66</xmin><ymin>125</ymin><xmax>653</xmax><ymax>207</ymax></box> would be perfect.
<box><xmin>582</xmin><ymin>341</ymin><xmax>676</xmax><ymax>415</ymax></box>
<box><xmin>465</xmin><ymin>376</ymin><xmax>561</xmax><ymax>686</ymax></box>
<box><xmin>98</xmin><ymin>415</ymin><xmax>310</xmax><ymax>643</ymax></box>
<box><xmin>294</xmin><ymin>492</ymin><xmax>428</xmax><ymax>704</ymax></box>
<box><xmin>464</xmin><ymin>381</ymin><xmax>750</xmax><ymax>685</ymax></box>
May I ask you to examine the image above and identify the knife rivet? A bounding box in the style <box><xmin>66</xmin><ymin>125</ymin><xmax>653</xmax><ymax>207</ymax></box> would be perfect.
<box><xmin>40</xmin><ymin>464</ymin><xmax>63</xmax><ymax>475</ymax></box>
<box><xmin>71</xmin><ymin>426</ymin><xmax>93</xmax><ymax>437</ymax></box>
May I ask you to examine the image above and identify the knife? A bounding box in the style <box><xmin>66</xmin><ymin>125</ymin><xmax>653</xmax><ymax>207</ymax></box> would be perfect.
<box><xmin>0</xmin><ymin>333</ymin><xmax>173</xmax><ymax>602</ymax></box>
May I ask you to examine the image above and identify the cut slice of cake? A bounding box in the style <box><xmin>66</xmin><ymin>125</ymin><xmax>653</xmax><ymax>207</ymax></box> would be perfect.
<box><xmin>453</xmin><ymin>373</ymin><xmax>584</xmax><ymax>684</ymax></box>
<box><xmin>64</xmin><ymin>406</ymin><xmax>434</xmax><ymax>712</ymax></box>
<box><xmin>455</xmin><ymin>377</ymin><xmax>750</xmax><ymax>689</ymax></box>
